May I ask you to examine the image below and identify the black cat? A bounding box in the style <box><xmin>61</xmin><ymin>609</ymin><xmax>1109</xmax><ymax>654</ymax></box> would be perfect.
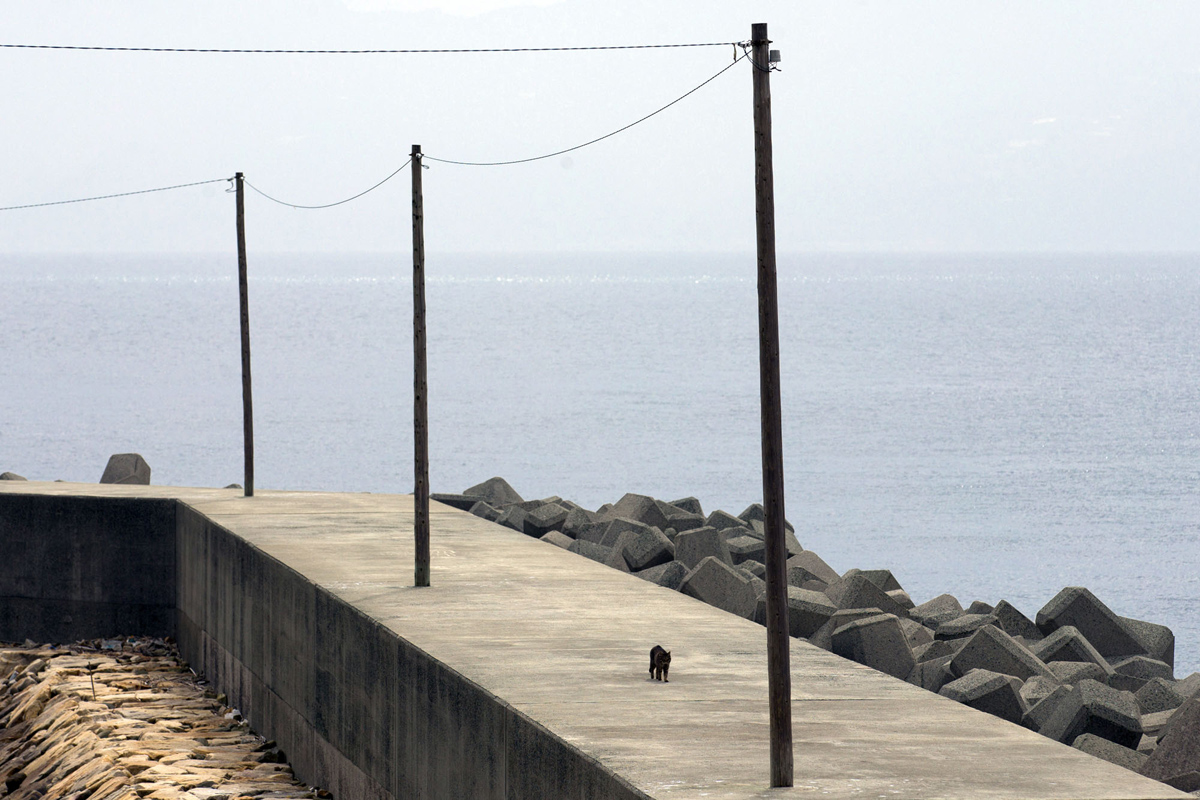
<box><xmin>649</xmin><ymin>645</ymin><xmax>671</xmax><ymax>682</ymax></box>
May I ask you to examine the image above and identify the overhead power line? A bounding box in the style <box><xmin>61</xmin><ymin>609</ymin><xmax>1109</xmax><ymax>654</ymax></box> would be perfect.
<box><xmin>0</xmin><ymin>41</ymin><xmax>739</xmax><ymax>55</ymax></box>
<box><xmin>245</xmin><ymin>159</ymin><xmax>411</xmax><ymax>209</ymax></box>
<box><xmin>425</xmin><ymin>51</ymin><xmax>747</xmax><ymax>167</ymax></box>
<box><xmin>0</xmin><ymin>177</ymin><xmax>231</xmax><ymax>212</ymax></box>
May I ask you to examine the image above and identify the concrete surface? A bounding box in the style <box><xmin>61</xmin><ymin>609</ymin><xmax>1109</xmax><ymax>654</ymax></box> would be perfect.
<box><xmin>0</xmin><ymin>481</ymin><xmax>1188</xmax><ymax>799</ymax></box>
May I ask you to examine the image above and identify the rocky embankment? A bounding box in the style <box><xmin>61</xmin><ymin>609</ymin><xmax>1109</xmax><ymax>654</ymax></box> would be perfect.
<box><xmin>0</xmin><ymin>638</ymin><xmax>325</xmax><ymax>800</ymax></box>
<box><xmin>436</xmin><ymin>478</ymin><xmax>1200</xmax><ymax>794</ymax></box>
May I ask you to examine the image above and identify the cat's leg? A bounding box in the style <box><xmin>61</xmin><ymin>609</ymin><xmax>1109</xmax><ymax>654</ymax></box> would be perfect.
<box><xmin>663</xmin><ymin>664</ymin><xmax>669</xmax><ymax>682</ymax></box>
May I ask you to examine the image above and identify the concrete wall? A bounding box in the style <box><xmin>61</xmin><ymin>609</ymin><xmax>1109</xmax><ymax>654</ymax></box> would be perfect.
<box><xmin>0</xmin><ymin>492</ymin><xmax>646</xmax><ymax>800</ymax></box>
<box><xmin>0</xmin><ymin>494</ymin><xmax>176</xmax><ymax>643</ymax></box>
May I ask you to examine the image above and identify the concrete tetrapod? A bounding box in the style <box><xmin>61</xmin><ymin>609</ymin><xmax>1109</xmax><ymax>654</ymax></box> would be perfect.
<box><xmin>1036</xmin><ymin>587</ymin><xmax>1145</xmax><ymax>661</ymax></box>
<box><xmin>679</xmin><ymin>556</ymin><xmax>757</xmax><ymax>619</ymax></box>
<box><xmin>948</xmin><ymin>624</ymin><xmax>1057</xmax><ymax>682</ymax></box>
<box><xmin>939</xmin><ymin>669</ymin><xmax>1028</xmax><ymax>725</ymax></box>
<box><xmin>830</xmin><ymin>613</ymin><xmax>917</xmax><ymax>680</ymax></box>
<box><xmin>1141</xmin><ymin>694</ymin><xmax>1200</xmax><ymax>792</ymax></box>
<box><xmin>1039</xmin><ymin>679</ymin><xmax>1143</xmax><ymax>749</ymax></box>
<box><xmin>99</xmin><ymin>453</ymin><xmax>151</xmax><ymax>485</ymax></box>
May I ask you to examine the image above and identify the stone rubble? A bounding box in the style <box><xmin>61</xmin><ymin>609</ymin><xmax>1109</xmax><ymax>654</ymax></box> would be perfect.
<box><xmin>449</xmin><ymin>476</ymin><xmax>1200</xmax><ymax>794</ymax></box>
<box><xmin>0</xmin><ymin>637</ymin><xmax>328</xmax><ymax>800</ymax></box>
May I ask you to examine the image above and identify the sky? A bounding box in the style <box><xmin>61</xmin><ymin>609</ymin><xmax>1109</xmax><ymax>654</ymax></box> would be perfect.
<box><xmin>1</xmin><ymin>0</ymin><xmax>1198</xmax><ymax>254</ymax></box>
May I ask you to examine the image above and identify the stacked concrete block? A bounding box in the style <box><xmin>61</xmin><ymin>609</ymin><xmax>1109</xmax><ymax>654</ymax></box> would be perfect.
<box><xmin>1039</xmin><ymin>679</ymin><xmax>1143</xmax><ymax>749</ymax></box>
<box><xmin>934</xmin><ymin>613</ymin><xmax>997</xmax><ymax>641</ymax></box>
<box><xmin>1120</xmin><ymin>615</ymin><xmax>1176</xmax><ymax>668</ymax></box>
<box><xmin>463</xmin><ymin>476</ymin><xmax>524</xmax><ymax>507</ymax></box>
<box><xmin>560</xmin><ymin>506</ymin><xmax>594</xmax><ymax>538</ymax></box>
<box><xmin>495</xmin><ymin>506</ymin><xmax>527</xmax><ymax>533</ymax></box>
<box><xmin>567</xmin><ymin>539</ymin><xmax>612</xmax><ymax>565</ymax></box>
<box><xmin>1109</xmin><ymin>656</ymin><xmax>1174</xmax><ymax>693</ymax></box>
<box><xmin>679</xmin><ymin>557</ymin><xmax>758</xmax><ymax>620</ymax></box>
<box><xmin>948</xmin><ymin>625</ymin><xmax>1056</xmax><ymax>682</ymax></box>
<box><xmin>524</xmin><ymin>502</ymin><xmax>570</xmax><ymax>537</ymax></box>
<box><xmin>674</xmin><ymin>527</ymin><xmax>732</xmax><ymax>570</ymax></box>
<box><xmin>1047</xmin><ymin>661</ymin><xmax>1109</xmax><ymax>685</ymax></box>
<box><xmin>760</xmin><ymin>587</ymin><xmax>837</xmax><ymax>639</ymax></box>
<box><xmin>635</xmin><ymin>561</ymin><xmax>688</xmax><ymax>591</ymax></box>
<box><xmin>668</xmin><ymin>496</ymin><xmax>703</xmax><ymax>516</ymax></box>
<box><xmin>612</xmin><ymin>526</ymin><xmax>674</xmax><ymax>572</ymax></box>
<box><xmin>899</xmin><ymin>617</ymin><xmax>934</xmax><ymax>649</ymax></box>
<box><xmin>910</xmin><ymin>594</ymin><xmax>964</xmax><ymax>629</ymax></box>
<box><xmin>1073</xmin><ymin>734</ymin><xmax>1148</xmax><ymax>773</ymax></box>
<box><xmin>99</xmin><ymin>453</ymin><xmax>151</xmax><ymax>485</ymax></box>
<box><xmin>726</xmin><ymin>535</ymin><xmax>766</xmax><ymax>565</ymax></box>
<box><xmin>992</xmin><ymin>600</ymin><xmax>1043</xmax><ymax>642</ymax></box>
<box><xmin>825</xmin><ymin>574</ymin><xmax>909</xmax><ymax>618</ymax></box>
<box><xmin>1036</xmin><ymin>587</ymin><xmax>1145</xmax><ymax>662</ymax></box>
<box><xmin>830</xmin><ymin>614</ymin><xmax>916</xmax><ymax>680</ymax></box>
<box><xmin>809</xmin><ymin>609</ymin><xmax>887</xmax><ymax>652</ymax></box>
<box><xmin>1023</xmin><ymin>685</ymin><xmax>1072</xmax><ymax>733</ymax></box>
<box><xmin>597</xmin><ymin>493</ymin><xmax>672</xmax><ymax>531</ymax></box>
<box><xmin>1140</xmin><ymin>695</ymin><xmax>1200</xmax><ymax>792</ymax></box>
<box><xmin>540</xmin><ymin>530</ymin><xmax>574</xmax><ymax>549</ymax></box>
<box><xmin>1136</xmin><ymin>678</ymin><xmax>1187</xmax><ymax>715</ymax></box>
<box><xmin>0</xmin><ymin>471</ymin><xmax>27</xmax><ymax>480</ymax></box>
<box><xmin>939</xmin><ymin>669</ymin><xmax>1027</xmax><ymax>725</ymax></box>
<box><xmin>468</xmin><ymin>500</ymin><xmax>500</xmax><ymax>522</ymax></box>
<box><xmin>1029</xmin><ymin>626</ymin><xmax>1114</xmax><ymax>677</ymax></box>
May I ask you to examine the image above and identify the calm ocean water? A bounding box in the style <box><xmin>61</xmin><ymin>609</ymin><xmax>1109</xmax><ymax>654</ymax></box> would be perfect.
<box><xmin>3</xmin><ymin>251</ymin><xmax>1198</xmax><ymax>674</ymax></box>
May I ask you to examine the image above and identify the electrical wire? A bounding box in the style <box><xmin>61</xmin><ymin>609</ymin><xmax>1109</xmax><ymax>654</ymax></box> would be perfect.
<box><xmin>243</xmin><ymin>159</ymin><xmax>411</xmax><ymax>209</ymax></box>
<box><xmin>424</xmin><ymin>51</ymin><xmax>747</xmax><ymax>167</ymax></box>
<box><xmin>0</xmin><ymin>42</ymin><xmax>739</xmax><ymax>55</ymax></box>
<box><xmin>0</xmin><ymin>177</ymin><xmax>231</xmax><ymax>212</ymax></box>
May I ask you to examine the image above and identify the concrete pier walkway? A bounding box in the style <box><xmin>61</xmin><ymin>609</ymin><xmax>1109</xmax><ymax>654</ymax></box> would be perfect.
<box><xmin>0</xmin><ymin>481</ymin><xmax>1186</xmax><ymax>799</ymax></box>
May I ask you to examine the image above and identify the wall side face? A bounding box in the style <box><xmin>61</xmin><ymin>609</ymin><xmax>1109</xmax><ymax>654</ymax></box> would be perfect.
<box><xmin>0</xmin><ymin>493</ymin><xmax>176</xmax><ymax>642</ymax></box>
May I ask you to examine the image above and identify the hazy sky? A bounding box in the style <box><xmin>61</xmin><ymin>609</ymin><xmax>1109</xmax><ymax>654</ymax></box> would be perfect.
<box><xmin>2</xmin><ymin>1</ymin><xmax>1198</xmax><ymax>254</ymax></box>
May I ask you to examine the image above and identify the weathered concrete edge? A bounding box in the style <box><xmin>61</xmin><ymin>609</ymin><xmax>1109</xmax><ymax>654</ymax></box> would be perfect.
<box><xmin>173</xmin><ymin>498</ymin><xmax>651</xmax><ymax>800</ymax></box>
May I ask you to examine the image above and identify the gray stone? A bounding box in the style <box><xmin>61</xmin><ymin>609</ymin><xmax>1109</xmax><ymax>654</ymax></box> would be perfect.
<box><xmin>1048</xmin><ymin>661</ymin><xmax>1109</xmax><ymax>685</ymax></box>
<box><xmin>966</xmin><ymin>600</ymin><xmax>995</xmax><ymax>615</ymax></box>
<box><xmin>808</xmin><ymin>608</ymin><xmax>885</xmax><ymax>652</ymax></box>
<box><xmin>1036</xmin><ymin>587</ymin><xmax>1145</xmax><ymax>661</ymax></box>
<box><xmin>704</xmin><ymin>509</ymin><xmax>747</xmax><ymax>532</ymax></box>
<box><xmin>948</xmin><ymin>624</ymin><xmax>1056</xmax><ymax>682</ymax></box>
<box><xmin>495</xmin><ymin>505</ymin><xmax>527</xmax><ymax>533</ymax></box>
<box><xmin>668</xmin><ymin>496</ymin><xmax>704</xmax><ymax>516</ymax></box>
<box><xmin>908</xmin><ymin>655</ymin><xmax>955</xmax><ymax>693</ymax></box>
<box><xmin>725</xmin><ymin>535</ymin><xmax>766</xmax><ymax>565</ymax></box>
<box><xmin>1138</xmin><ymin>734</ymin><xmax>1159</xmax><ymax>754</ymax></box>
<box><xmin>913</xmin><ymin>639</ymin><xmax>964</xmax><ymax>663</ymax></box>
<box><xmin>1112</xmin><ymin>655</ymin><xmax>1174</xmax><ymax>684</ymax></box>
<box><xmin>842</xmin><ymin>568</ymin><xmax>902</xmax><ymax>593</ymax></box>
<box><xmin>680</xmin><ymin>556</ymin><xmax>758</xmax><ymax>619</ymax></box>
<box><xmin>785</xmin><ymin>551</ymin><xmax>841</xmax><ymax>585</ymax></box>
<box><xmin>430</xmin><ymin>492</ymin><xmax>486</xmax><ymax>511</ymax></box>
<box><xmin>567</xmin><ymin>539</ymin><xmax>612</xmax><ymax>565</ymax></box>
<box><xmin>468</xmin><ymin>500</ymin><xmax>500</xmax><ymax>522</ymax></box>
<box><xmin>939</xmin><ymin>669</ymin><xmax>1027</xmax><ymax>724</ymax></box>
<box><xmin>1023</xmin><ymin>685</ymin><xmax>1072</xmax><ymax>732</ymax></box>
<box><xmin>800</xmin><ymin>579</ymin><xmax>830</xmax><ymax>593</ymax></box>
<box><xmin>744</xmin><ymin>519</ymin><xmax>804</xmax><ymax>555</ymax></box>
<box><xmin>0</xmin><ymin>472</ymin><xmax>27</xmax><ymax>480</ymax></box>
<box><xmin>935</xmin><ymin>613</ymin><xmax>998</xmax><ymax>640</ymax></box>
<box><xmin>1039</xmin><ymin>679</ymin><xmax>1143</xmax><ymax>749</ymax></box>
<box><xmin>1073</xmin><ymin>733</ymin><xmax>1148</xmax><ymax>772</ymax></box>
<box><xmin>656</xmin><ymin>500</ymin><xmax>706</xmax><ymax>533</ymax></box>
<box><xmin>524</xmin><ymin>502</ymin><xmax>570</xmax><ymax>537</ymax></box>
<box><xmin>604</xmin><ymin>546</ymin><xmax>632</xmax><ymax>572</ymax></box>
<box><xmin>1141</xmin><ymin>694</ymin><xmax>1200</xmax><ymax>792</ymax></box>
<box><xmin>573</xmin><ymin>520</ymin><xmax>610</xmax><ymax>545</ymax></box>
<box><xmin>899</xmin><ymin>617</ymin><xmax>934</xmax><ymax>649</ymax></box>
<box><xmin>1142</xmin><ymin>709</ymin><xmax>1179</xmax><ymax>739</ymax></box>
<box><xmin>825</xmin><ymin>574</ymin><xmax>909</xmax><ymax>618</ymax></box>
<box><xmin>463</xmin><ymin>476</ymin><xmax>524</xmax><ymax>507</ymax></box>
<box><xmin>539</xmin><ymin>531</ymin><xmax>574</xmax><ymax>549</ymax></box>
<box><xmin>831</xmin><ymin>613</ymin><xmax>916</xmax><ymax>680</ymax></box>
<box><xmin>1029</xmin><ymin>625</ymin><xmax>1113</xmax><ymax>676</ymax></box>
<box><xmin>1177</xmin><ymin>673</ymin><xmax>1200</xmax><ymax>700</ymax></box>
<box><xmin>599</xmin><ymin>517</ymin><xmax>658</xmax><ymax>548</ymax></box>
<box><xmin>886</xmin><ymin>589</ymin><xmax>915</xmax><ymax>611</ymax></box>
<box><xmin>740</xmin><ymin>559</ymin><xmax>766</xmax><ymax>579</ymax></box>
<box><xmin>772</xmin><ymin>587</ymin><xmax>837</xmax><ymax>638</ymax></box>
<box><xmin>612</xmin><ymin>525</ymin><xmax>674</xmax><ymax>572</ymax></box>
<box><xmin>1119</xmin><ymin>615</ymin><xmax>1175</xmax><ymax>668</ymax></box>
<box><xmin>635</xmin><ymin>560</ymin><xmax>688</xmax><ymax>591</ymax></box>
<box><xmin>1136</xmin><ymin>678</ymin><xmax>1187</xmax><ymax>715</ymax></box>
<box><xmin>674</xmin><ymin>527</ymin><xmax>732</xmax><ymax>569</ymax></box>
<box><xmin>560</xmin><ymin>506</ymin><xmax>594</xmax><ymax>538</ymax></box>
<box><xmin>100</xmin><ymin>453</ymin><xmax>151</xmax><ymax>485</ymax></box>
<box><xmin>1020</xmin><ymin>676</ymin><xmax>1062</xmax><ymax>708</ymax></box>
<box><xmin>910</xmin><ymin>594</ymin><xmax>964</xmax><ymax>628</ymax></box>
<box><xmin>993</xmin><ymin>600</ymin><xmax>1042</xmax><ymax>642</ymax></box>
<box><xmin>736</xmin><ymin>502</ymin><xmax>796</xmax><ymax>534</ymax></box>
<box><xmin>598</xmin><ymin>493</ymin><xmax>672</xmax><ymax>530</ymax></box>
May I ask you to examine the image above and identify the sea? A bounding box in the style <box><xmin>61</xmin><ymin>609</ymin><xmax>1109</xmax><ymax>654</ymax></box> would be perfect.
<box><xmin>3</xmin><ymin>251</ymin><xmax>1198</xmax><ymax>675</ymax></box>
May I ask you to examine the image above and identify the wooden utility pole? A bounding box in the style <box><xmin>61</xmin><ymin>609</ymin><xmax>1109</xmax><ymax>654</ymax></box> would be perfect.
<box><xmin>751</xmin><ymin>22</ymin><xmax>793</xmax><ymax>787</ymax></box>
<box><xmin>235</xmin><ymin>172</ymin><xmax>255</xmax><ymax>498</ymax></box>
<box><xmin>412</xmin><ymin>145</ymin><xmax>431</xmax><ymax>587</ymax></box>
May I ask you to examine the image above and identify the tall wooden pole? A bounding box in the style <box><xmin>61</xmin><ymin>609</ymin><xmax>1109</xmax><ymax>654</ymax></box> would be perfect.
<box><xmin>235</xmin><ymin>172</ymin><xmax>255</xmax><ymax>498</ymax></box>
<box><xmin>412</xmin><ymin>146</ymin><xmax>431</xmax><ymax>587</ymax></box>
<box><xmin>752</xmin><ymin>22</ymin><xmax>793</xmax><ymax>787</ymax></box>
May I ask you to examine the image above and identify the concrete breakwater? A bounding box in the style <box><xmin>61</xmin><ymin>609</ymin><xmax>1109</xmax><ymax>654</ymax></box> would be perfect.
<box><xmin>439</xmin><ymin>477</ymin><xmax>1200</xmax><ymax>794</ymax></box>
<box><xmin>0</xmin><ymin>637</ymin><xmax>321</xmax><ymax>800</ymax></box>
